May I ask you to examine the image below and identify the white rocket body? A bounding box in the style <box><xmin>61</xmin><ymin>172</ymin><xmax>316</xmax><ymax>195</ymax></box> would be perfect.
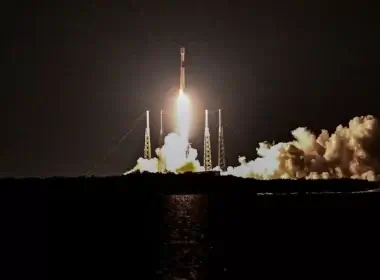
<box><xmin>180</xmin><ymin>46</ymin><xmax>185</xmax><ymax>92</ymax></box>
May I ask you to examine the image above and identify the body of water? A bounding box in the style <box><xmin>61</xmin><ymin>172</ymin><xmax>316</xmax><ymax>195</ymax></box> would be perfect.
<box><xmin>158</xmin><ymin>195</ymin><xmax>208</xmax><ymax>280</ymax></box>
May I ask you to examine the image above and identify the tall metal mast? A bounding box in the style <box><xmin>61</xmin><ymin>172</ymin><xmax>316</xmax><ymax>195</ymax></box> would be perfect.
<box><xmin>144</xmin><ymin>110</ymin><xmax>151</xmax><ymax>159</ymax></box>
<box><xmin>158</xmin><ymin>110</ymin><xmax>166</xmax><ymax>173</ymax></box>
<box><xmin>218</xmin><ymin>109</ymin><xmax>226</xmax><ymax>171</ymax></box>
<box><xmin>203</xmin><ymin>109</ymin><xmax>212</xmax><ymax>171</ymax></box>
<box><xmin>159</xmin><ymin>110</ymin><xmax>164</xmax><ymax>147</ymax></box>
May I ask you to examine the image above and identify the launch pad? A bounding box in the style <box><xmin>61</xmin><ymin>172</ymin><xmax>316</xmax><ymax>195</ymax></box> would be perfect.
<box><xmin>136</xmin><ymin>46</ymin><xmax>227</xmax><ymax>174</ymax></box>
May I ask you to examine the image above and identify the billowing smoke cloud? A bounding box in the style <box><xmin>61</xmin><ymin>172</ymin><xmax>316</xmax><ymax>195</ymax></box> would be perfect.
<box><xmin>125</xmin><ymin>115</ymin><xmax>380</xmax><ymax>181</ymax></box>
<box><xmin>125</xmin><ymin>133</ymin><xmax>203</xmax><ymax>174</ymax></box>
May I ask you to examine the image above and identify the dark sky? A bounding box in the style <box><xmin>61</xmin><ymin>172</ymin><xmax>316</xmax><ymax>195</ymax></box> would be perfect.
<box><xmin>2</xmin><ymin>1</ymin><xmax>379</xmax><ymax>177</ymax></box>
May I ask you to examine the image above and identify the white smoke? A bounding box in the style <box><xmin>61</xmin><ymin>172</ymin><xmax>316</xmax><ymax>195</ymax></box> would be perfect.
<box><xmin>125</xmin><ymin>132</ymin><xmax>203</xmax><ymax>175</ymax></box>
<box><xmin>125</xmin><ymin>115</ymin><xmax>380</xmax><ymax>181</ymax></box>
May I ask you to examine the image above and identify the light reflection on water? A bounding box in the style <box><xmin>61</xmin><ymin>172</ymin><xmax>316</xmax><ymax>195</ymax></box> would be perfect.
<box><xmin>160</xmin><ymin>195</ymin><xmax>207</xmax><ymax>280</ymax></box>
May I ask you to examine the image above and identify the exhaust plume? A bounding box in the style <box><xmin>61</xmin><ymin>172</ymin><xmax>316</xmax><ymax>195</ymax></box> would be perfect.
<box><xmin>125</xmin><ymin>132</ymin><xmax>203</xmax><ymax>174</ymax></box>
<box><xmin>224</xmin><ymin>115</ymin><xmax>380</xmax><ymax>181</ymax></box>
<box><xmin>125</xmin><ymin>115</ymin><xmax>380</xmax><ymax>181</ymax></box>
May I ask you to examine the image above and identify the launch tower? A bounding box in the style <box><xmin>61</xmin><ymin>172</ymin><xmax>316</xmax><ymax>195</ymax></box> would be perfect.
<box><xmin>144</xmin><ymin>110</ymin><xmax>151</xmax><ymax>159</ymax></box>
<box><xmin>203</xmin><ymin>110</ymin><xmax>212</xmax><ymax>171</ymax></box>
<box><xmin>159</xmin><ymin>110</ymin><xmax>164</xmax><ymax>147</ymax></box>
<box><xmin>218</xmin><ymin>109</ymin><xmax>226</xmax><ymax>170</ymax></box>
<box><xmin>158</xmin><ymin>110</ymin><xmax>166</xmax><ymax>172</ymax></box>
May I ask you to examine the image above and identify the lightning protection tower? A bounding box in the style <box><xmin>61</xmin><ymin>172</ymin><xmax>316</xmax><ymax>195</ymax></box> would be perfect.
<box><xmin>203</xmin><ymin>109</ymin><xmax>212</xmax><ymax>171</ymax></box>
<box><xmin>159</xmin><ymin>110</ymin><xmax>164</xmax><ymax>147</ymax></box>
<box><xmin>144</xmin><ymin>110</ymin><xmax>151</xmax><ymax>159</ymax></box>
<box><xmin>218</xmin><ymin>109</ymin><xmax>226</xmax><ymax>171</ymax></box>
<box><xmin>158</xmin><ymin>110</ymin><xmax>166</xmax><ymax>172</ymax></box>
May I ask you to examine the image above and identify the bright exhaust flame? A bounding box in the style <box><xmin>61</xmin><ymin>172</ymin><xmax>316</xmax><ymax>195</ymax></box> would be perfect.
<box><xmin>176</xmin><ymin>90</ymin><xmax>191</xmax><ymax>141</ymax></box>
<box><xmin>125</xmin><ymin>114</ymin><xmax>380</xmax><ymax>181</ymax></box>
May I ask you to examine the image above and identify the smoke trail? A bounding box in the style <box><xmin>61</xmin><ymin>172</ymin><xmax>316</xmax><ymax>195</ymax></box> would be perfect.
<box><xmin>125</xmin><ymin>115</ymin><xmax>380</xmax><ymax>181</ymax></box>
<box><xmin>224</xmin><ymin>115</ymin><xmax>380</xmax><ymax>181</ymax></box>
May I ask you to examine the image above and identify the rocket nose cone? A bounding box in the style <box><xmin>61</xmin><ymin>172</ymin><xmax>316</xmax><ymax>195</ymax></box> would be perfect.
<box><xmin>180</xmin><ymin>46</ymin><xmax>185</xmax><ymax>55</ymax></box>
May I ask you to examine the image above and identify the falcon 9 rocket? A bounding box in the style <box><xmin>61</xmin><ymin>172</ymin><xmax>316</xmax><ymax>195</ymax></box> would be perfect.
<box><xmin>180</xmin><ymin>46</ymin><xmax>185</xmax><ymax>92</ymax></box>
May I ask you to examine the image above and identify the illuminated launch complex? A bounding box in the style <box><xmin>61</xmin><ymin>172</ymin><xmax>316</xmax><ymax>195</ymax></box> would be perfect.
<box><xmin>124</xmin><ymin>47</ymin><xmax>379</xmax><ymax>181</ymax></box>
<box><xmin>140</xmin><ymin>46</ymin><xmax>226</xmax><ymax>173</ymax></box>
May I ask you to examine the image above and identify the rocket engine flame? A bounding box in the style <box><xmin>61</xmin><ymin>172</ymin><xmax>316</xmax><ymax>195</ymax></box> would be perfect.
<box><xmin>176</xmin><ymin>90</ymin><xmax>191</xmax><ymax>142</ymax></box>
<box><xmin>125</xmin><ymin>115</ymin><xmax>380</xmax><ymax>181</ymax></box>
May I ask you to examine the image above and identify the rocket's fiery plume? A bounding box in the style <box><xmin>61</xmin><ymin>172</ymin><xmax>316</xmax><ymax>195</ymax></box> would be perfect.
<box><xmin>176</xmin><ymin>90</ymin><xmax>191</xmax><ymax>142</ymax></box>
<box><xmin>125</xmin><ymin>115</ymin><xmax>380</xmax><ymax>181</ymax></box>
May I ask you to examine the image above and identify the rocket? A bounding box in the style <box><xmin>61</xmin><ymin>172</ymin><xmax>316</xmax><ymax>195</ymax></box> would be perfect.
<box><xmin>180</xmin><ymin>46</ymin><xmax>185</xmax><ymax>92</ymax></box>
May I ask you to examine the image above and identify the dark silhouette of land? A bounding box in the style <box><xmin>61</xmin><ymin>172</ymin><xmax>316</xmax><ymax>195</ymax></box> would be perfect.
<box><xmin>2</xmin><ymin>171</ymin><xmax>380</xmax><ymax>197</ymax></box>
<box><xmin>2</xmin><ymin>173</ymin><xmax>379</xmax><ymax>279</ymax></box>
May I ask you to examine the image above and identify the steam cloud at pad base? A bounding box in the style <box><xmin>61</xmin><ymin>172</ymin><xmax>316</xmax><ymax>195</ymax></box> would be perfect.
<box><xmin>125</xmin><ymin>115</ymin><xmax>380</xmax><ymax>181</ymax></box>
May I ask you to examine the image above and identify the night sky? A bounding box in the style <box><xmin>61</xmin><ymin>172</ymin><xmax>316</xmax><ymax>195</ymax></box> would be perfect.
<box><xmin>3</xmin><ymin>2</ymin><xmax>379</xmax><ymax>177</ymax></box>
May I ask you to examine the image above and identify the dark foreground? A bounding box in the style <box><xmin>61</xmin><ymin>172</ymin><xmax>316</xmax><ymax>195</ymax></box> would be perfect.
<box><xmin>1</xmin><ymin>173</ymin><xmax>380</xmax><ymax>279</ymax></box>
